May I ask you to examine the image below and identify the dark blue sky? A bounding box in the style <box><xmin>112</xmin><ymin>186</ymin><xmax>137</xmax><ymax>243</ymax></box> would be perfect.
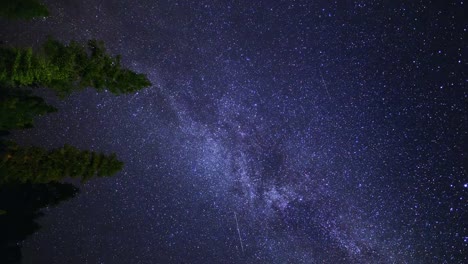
<box><xmin>2</xmin><ymin>0</ymin><xmax>466</xmax><ymax>263</ymax></box>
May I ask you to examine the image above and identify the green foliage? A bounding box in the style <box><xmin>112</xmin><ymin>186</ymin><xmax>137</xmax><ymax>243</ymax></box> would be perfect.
<box><xmin>0</xmin><ymin>88</ymin><xmax>57</xmax><ymax>130</ymax></box>
<box><xmin>0</xmin><ymin>0</ymin><xmax>49</xmax><ymax>20</ymax></box>
<box><xmin>0</xmin><ymin>143</ymin><xmax>123</xmax><ymax>184</ymax></box>
<box><xmin>0</xmin><ymin>38</ymin><xmax>151</xmax><ymax>97</ymax></box>
<box><xmin>0</xmin><ymin>3</ymin><xmax>140</xmax><ymax>262</ymax></box>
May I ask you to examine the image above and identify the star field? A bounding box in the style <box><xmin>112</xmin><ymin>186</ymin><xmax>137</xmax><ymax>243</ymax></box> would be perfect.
<box><xmin>1</xmin><ymin>0</ymin><xmax>466</xmax><ymax>263</ymax></box>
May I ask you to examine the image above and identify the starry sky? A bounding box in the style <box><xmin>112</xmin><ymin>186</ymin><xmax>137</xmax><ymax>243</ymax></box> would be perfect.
<box><xmin>1</xmin><ymin>0</ymin><xmax>467</xmax><ymax>263</ymax></box>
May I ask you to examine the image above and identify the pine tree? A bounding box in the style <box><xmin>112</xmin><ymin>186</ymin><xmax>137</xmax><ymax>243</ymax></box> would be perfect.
<box><xmin>0</xmin><ymin>88</ymin><xmax>57</xmax><ymax>130</ymax></box>
<box><xmin>0</xmin><ymin>0</ymin><xmax>49</xmax><ymax>20</ymax></box>
<box><xmin>0</xmin><ymin>143</ymin><xmax>124</xmax><ymax>184</ymax></box>
<box><xmin>0</xmin><ymin>38</ymin><xmax>151</xmax><ymax>97</ymax></box>
<box><xmin>0</xmin><ymin>182</ymin><xmax>78</xmax><ymax>263</ymax></box>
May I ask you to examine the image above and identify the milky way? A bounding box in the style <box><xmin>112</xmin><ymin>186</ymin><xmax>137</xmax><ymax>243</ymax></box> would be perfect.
<box><xmin>1</xmin><ymin>0</ymin><xmax>466</xmax><ymax>263</ymax></box>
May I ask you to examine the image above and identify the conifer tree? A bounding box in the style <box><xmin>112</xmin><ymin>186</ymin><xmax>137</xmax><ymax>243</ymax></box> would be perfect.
<box><xmin>0</xmin><ymin>143</ymin><xmax>123</xmax><ymax>184</ymax></box>
<box><xmin>0</xmin><ymin>0</ymin><xmax>49</xmax><ymax>20</ymax></box>
<box><xmin>0</xmin><ymin>182</ymin><xmax>78</xmax><ymax>263</ymax></box>
<box><xmin>0</xmin><ymin>38</ymin><xmax>151</xmax><ymax>96</ymax></box>
<box><xmin>0</xmin><ymin>88</ymin><xmax>57</xmax><ymax>130</ymax></box>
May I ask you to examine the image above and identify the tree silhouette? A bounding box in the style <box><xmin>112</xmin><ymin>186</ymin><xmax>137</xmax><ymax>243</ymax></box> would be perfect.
<box><xmin>0</xmin><ymin>2</ymin><xmax>152</xmax><ymax>262</ymax></box>
<box><xmin>0</xmin><ymin>88</ymin><xmax>57</xmax><ymax>130</ymax></box>
<box><xmin>0</xmin><ymin>143</ymin><xmax>123</xmax><ymax>185</ymax></box>
<box><xmin>0</xmin><ymin>0</ymin><xmax>49</xmax><ymax>20</ymax></box>
<box><xmin>0</xmin><ymin>182</ymin><xmax>78</xmax><ymax>264</ymax></box>
<box><xmin>0</xmin><ymin>38</ymin><xmax>151</xmax><ymax>97</ymax></box>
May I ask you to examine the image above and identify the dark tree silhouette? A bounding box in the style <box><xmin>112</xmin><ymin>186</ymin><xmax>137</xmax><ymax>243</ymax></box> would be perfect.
<box><xmin>0</xmin><ymin>3</ymin><xmax>151</xmax><ymax>263</ymax></box>
<box><xmin>0</xmin><ymin>38</ymin><xmax>152</xmax><ymax>96</ymax></box>
<box><xmin>0</xmin><ymin>0</ymin><xmax>49</xmax><ymax>20</ymax></box>
<box><xmin>0</xmin><ymin>182</ymin><xmax>78</xmax><ymax>264</ymax></box>
<box><xmin>0</xmin><ymin>143</ymin><xmax>124</xmax><ymax>184</ymax></box>
<box><xmin>0</xmin><ymin>88</ymin><xmax>57</xmax><ymax>130</ymax></box>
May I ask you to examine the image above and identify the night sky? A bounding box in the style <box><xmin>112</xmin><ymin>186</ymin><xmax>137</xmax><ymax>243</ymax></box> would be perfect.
<box><xmin>1</xmin><ymin>0</ymin><xmax>467</xmax><ymax>263</ymax></box>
